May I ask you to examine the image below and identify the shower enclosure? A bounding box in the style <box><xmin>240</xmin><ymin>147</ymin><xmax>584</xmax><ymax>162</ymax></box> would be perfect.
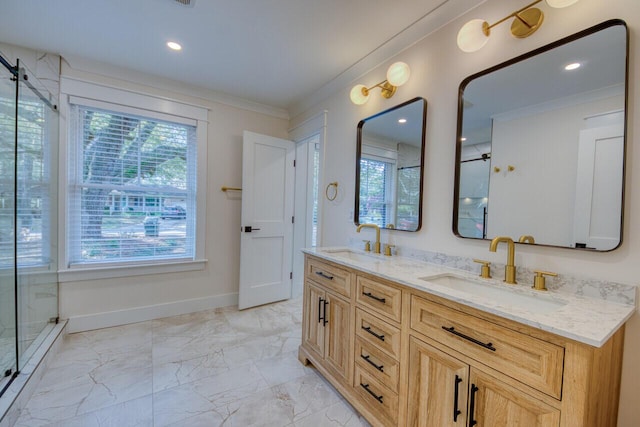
<box><xmin>0</xmin><ymin>52</ymin><xmax>59</xmax><ymax>397</ymax></box>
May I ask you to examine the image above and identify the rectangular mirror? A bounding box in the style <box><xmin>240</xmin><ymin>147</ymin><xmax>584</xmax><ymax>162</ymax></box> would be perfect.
<box><xmin>356</xmin><ymin>97</ymin><xmax>427</xmax><ymax>232</ymax></box>
<box><xmin>454</xmin><ymin>20</ymin><xmax>628</xmax><ymax>251</ymax></box>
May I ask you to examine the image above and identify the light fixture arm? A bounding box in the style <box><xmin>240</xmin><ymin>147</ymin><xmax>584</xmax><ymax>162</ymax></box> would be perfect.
<box><xmin>484</xmin><ymin>0</ymin><xmax>543</xmax><ymax>35</ymax></box>
<box><xmin>457</xmin><ymin>0</ymin><xmax>580</xmax><ymax>52</ymax></box>
<box><xmin>358</xmin><ymin>79</ymin><xmax>397</xmax><ymax>99</ymax></box>
<box><xmin>368</xmin><ymin>79</ymin><xmax>394</xmax><ymax>92</ymax></box>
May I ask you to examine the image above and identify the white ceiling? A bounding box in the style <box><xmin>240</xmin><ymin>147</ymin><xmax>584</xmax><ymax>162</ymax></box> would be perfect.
<box><xmin>0</xmin><ymin>0</ymin><xmax>483</xmax><ymax>112</ymax></box>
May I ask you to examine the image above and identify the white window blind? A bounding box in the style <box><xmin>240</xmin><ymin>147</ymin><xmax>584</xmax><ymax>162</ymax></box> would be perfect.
<box><xmin>358</xmin><ymin>157</ymin><xmax>395</xmax><ymax>229</ymax></box>
<box><xmin>68</xmin><ymin>103</ymin><xmax>197</xmax><ymax>266</ymax></box>
<box><xmin>0</xmin><ymin>93</ymin><xmax>51</xmax><ymax>268</ymax></box>
<box><xmin>0</xmin><ymin>89</ymin><xmax>18</xmax><ymax>268</ymax></box>
<box><xmin>17</xmin><ymin>98</ymin><xmax>51</xmax><ymax>267</ymax></box>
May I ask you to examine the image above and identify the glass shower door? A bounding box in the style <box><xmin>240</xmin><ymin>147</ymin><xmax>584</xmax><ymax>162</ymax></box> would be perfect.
<box><xmin>0</xmin><ymin>58</ymin><xmax>17</xmax><ymax>392</ymax></box>
<box><xmin>15</xmin><ymin>62</ymin><xmax>59</xmax><ymax>368</ymax></box>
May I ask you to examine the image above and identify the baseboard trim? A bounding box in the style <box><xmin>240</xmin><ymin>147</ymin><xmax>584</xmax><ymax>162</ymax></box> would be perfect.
<box><xmin>66</xmin><ymin>292</ymin><xmax>239</xmax><ymax>333</ymax></box>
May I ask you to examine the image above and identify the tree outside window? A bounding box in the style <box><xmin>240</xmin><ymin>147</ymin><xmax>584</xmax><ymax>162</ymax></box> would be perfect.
<box><xmin>69</xmin><ymin>105</ymin><xmax>196</xmax><ymax>264</ymax></box>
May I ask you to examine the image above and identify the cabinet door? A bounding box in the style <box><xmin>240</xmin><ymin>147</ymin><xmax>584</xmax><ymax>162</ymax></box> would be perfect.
<box><xmin>469</xmin><ymin>369</ymin><xmax>560</xmax><ymax>427</ymax></box>
<box><xmin>304</xmin><ymin>281</ymin><xmax>325</xmax><ymax>358</ymax></box>
<box><xmin>324</xmin><ymin>292</ymin><xmax>351</xmax><ymax>379</ymax></box>
<box><xmin>407</xmin><ymin>337</ymin><xmax>469</xmax><ymax>427</ymax></box>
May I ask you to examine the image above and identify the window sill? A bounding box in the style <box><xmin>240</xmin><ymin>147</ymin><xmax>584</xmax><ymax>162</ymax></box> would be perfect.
<box><xmin>58</xmin><ymin>259</ymin><xmax>207</xmax><ymax>283</ymax></box>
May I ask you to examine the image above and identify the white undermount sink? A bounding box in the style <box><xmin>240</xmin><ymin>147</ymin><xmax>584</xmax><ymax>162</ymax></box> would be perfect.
<box><xmin>320</xmin><ymin>249</ymin><xmax>383</xmax><ymax>263</ymax></box>
<box><xmin>419</xmin><ymin>273</ymin><xmax>567</xmax><ymax>314</ymax></box>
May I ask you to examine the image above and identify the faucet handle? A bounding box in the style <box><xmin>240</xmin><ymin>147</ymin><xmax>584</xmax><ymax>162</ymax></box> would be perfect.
<box><xmin>362</xmin><ymin>240</ymin><xmax>371</xmax><ymax>252</ymax></box>
<box><xmin>473</xmin><ymin>259</ymin><xmax>492</xmax><ymax>279</ymax></box>
<box><xmin>384</xmin><ymin>244</ymin><xmax>395</xmax><ymax>256</ymax></box>
<box><xmin>532</xmin><ymin>270</ymin><xmax>558</xmax><ymax>291</ymax></box>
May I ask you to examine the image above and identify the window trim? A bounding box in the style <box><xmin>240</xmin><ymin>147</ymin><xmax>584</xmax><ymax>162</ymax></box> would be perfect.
<box><xmin>58</xmin><ymin>77</ymin><xmax>209</xmax><ymax>281</ymax></box>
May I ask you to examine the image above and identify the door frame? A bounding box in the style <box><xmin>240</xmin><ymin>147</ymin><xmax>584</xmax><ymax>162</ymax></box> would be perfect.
<box><xmin>290</xmin><ymin>111</ymin><xmax>327</xmax><ymax>298</ymax></box>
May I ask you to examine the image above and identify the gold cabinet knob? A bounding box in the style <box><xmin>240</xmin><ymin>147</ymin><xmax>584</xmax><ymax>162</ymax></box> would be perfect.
<box><xmin>532</xmin><ymin>270</ymin><xmax>558</xmax><ymax>291</ymax></box>
<box><xmin>473</xmin><ymin>259</ymin><xmax>492</xmax><ymax>279</ymax></box>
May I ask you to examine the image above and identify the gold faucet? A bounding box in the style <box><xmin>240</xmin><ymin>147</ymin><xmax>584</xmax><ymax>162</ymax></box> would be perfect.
<box><xmin>518</xmin><ymin>235</ymin><xmax>535</xmax><ymax>244</ymax></box>
<box><xmin>489</xmin><ymin>236</ymin><xmax>517</xmax><ymax>284</ymax></box>
<box><xmin>357</xmin><ymin>223</ymin><xmax>381</xmax><ymax>254</ymax></box>
<box><xmin>532</xmin><ymin>270</ymin><xmax>557</xmax><ymax>291</ymax></box>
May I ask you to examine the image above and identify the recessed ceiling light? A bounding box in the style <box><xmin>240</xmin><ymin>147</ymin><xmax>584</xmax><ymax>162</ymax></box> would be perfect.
<box><xmin>460</xmin><ymin>137</ymin><xmax>467</xmax><ymax>141</ymax></box>
<box><xmin>564</xmin><ymin>62</ymin><xmax>581</xmax><ymax>71</ymax></box>
<box><xmin>398</xmin><ymin>118</ymin><xmax>407</xmax><ymax>124</ymax></box>
<box><xmin>167</xmin><ymin>41</ymin><xmax>182</xmax><ymax>51</ymax></box>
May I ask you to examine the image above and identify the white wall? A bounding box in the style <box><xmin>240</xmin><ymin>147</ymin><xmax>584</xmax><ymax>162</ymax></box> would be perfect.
<box><xmin>488</xmin><ymin>94</ymin><xmax>623</xmax><ymax>246</ymax></box>
<box><xmin>57</xmin><ymin>62</ymin><xmax>290</xmax><ymax>328</ymax></box>
<box><xmin>291</xmin><ymin>0</ymin><xmax>640</xmax><ymax>424</ymax></box>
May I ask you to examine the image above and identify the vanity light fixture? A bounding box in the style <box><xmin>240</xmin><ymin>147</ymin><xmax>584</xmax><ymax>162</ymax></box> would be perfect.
<box><xmin>167</xmin><ymin>41</ymin><xmax>182</xmax><ymax>51</ymax></box>
<box><xmin>350</xmin><ymin>62</ymin><xmax>411</xmax><ymax>105</ymax></box>
<box><xmin>457</xmin><ymin>0</ymin><xmax>580</xmax><ymax>53</ymax></box>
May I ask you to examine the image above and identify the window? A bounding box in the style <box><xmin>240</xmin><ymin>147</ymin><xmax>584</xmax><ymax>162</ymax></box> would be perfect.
<box><xmin>396</xmin><ymin>165</ymin><xmax>421</xmax><ymax>231</ymax></box>
<box><xmin>67</xmin><ymin>99</ymin><xmax>202</xmax><ymax>268</ymax></box>
<box><xmin>311</xmin><ymin>141</ymin><xmax>320</xmax><ymax>246</ymax></box>
<box><xmin>0</xmin><ymin>93</ymin><xmax>53</xmax><ymax>268</ymax></box>
<box><xmin>358</xmin><ymin>155</ymin><xmax>396</xmax><ymax>229</ymax></box>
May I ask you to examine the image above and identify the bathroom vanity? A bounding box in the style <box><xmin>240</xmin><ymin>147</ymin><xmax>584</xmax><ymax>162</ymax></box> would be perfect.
<box><xmin>298</xmin><ymin>248</ymin><xmax>635</xmax><ymax>427</ymax></box>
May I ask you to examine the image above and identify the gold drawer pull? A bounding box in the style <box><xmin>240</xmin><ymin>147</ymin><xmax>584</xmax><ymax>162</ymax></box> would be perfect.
<box><xmin>442</xmin><ymin>326</ymin><xmax>496</xmax><ymax>351</ymax></box>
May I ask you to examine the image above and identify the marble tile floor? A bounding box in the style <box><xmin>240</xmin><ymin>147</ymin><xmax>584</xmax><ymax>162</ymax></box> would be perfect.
<box><xmin>13</xmin><ymin>298</ymin><xmax>371</xmax><ymax>427</ymax></box>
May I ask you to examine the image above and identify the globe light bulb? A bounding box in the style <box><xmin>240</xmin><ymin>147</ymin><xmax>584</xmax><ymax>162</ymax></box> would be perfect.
<box><xmin>350</xmin><ymin>85</ymin><xmax>370</xmax><ymax>105</ymax></box>
<box><xmin>546</xmin><ymin>0</ymin><xmax>580</xmax><ymax>8</ymax></box>
<box><xmin>386</xmin><ymin>62</ymin><xmax>411</xmax><ymax>87</ymax></box>
<box><xmin>457</xmin><ymin>19</ymin><xmax>489</xmax><ymax>53</ymax></box>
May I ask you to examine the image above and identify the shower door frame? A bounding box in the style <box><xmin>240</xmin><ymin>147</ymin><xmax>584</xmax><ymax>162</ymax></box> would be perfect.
<box><xmin>0</xmin><ymin>53</ymin><xmax>19</xmax><ymax>397</ymax></box>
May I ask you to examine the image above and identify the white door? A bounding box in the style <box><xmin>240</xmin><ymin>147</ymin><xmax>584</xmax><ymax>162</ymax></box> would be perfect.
<box><xmin>573</xmin><ymin>124</ymin><xmax>624</xmax><ymax>250</ymax></box>
<box><xmin>239</xmin><ymin>131</ymin><xmax>295</xmax><ymax>309</ymax></box>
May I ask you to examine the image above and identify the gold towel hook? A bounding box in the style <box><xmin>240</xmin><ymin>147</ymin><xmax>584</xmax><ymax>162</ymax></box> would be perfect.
<box><xmin>325</xmin><ymin>182</ymin><xmax>338</xmax><ymax>201</ymax></box>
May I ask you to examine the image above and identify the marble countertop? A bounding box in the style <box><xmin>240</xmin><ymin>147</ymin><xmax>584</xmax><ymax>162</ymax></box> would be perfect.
<box><xmin>303</xmin><ymin>247</ymin><xmax>636</xmax><ymax>347</ymax></box>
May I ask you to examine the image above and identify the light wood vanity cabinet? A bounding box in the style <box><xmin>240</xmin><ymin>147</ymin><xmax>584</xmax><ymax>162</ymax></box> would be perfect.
<box><xmin>302</xmin><ymin>258</ymin><xmax>353</xmax><ymax>382</ymax></box>
<box><xmin>410</xmin><ymin>295</ymin><xmax>564</xmax><ymax>399</ymax></box>
<box><xmin>299</xmin><ymin>254</ymin><xmax>626</xmax><ymax>427</ymax></box>
<box><xmin>407</xmin><ymin>336</ymin><xmax>560</xmax><ymax>427</ymax></box>
<box><xmin>352</xmin><ymin>276</ymin><xmax>404</xmax><ymax>427</ymax></box>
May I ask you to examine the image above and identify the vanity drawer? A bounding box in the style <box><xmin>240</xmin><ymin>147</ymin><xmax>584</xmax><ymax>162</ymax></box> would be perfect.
<box><xmin>354</xmin><ymin>364</ymin><xmax>399</xmax><ymax>426</ymax></box>
<box><xmin>355</xmin><ymin>308</ymin><xmax>401</xmax><ymax>360</ymax></box>
<box><xmin>410</xmin><ymin>295</ymin><xmax>564</xmax><ymax>399</ymax></box>
<box><xmin>356</xmin><ymin>276</ymin><xmax>402</xmax><ymax>323</ymax></box>
<box><xmin>306</xmin><ymin>257</ymin><xmax>352</xmax><ymax>298</ymax></box>
<box><xmin>355</xmin><ymin>337</ymin><xmax>400</xmax><ymax>392</ymax></box>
